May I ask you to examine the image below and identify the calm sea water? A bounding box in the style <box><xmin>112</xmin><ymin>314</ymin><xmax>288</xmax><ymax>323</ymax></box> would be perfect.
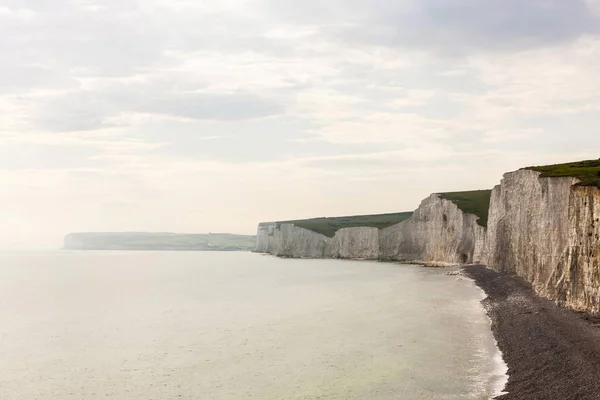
<box><xmin>0</xmin><ymin>251</ymin><xmax>505</xmax><ymax>400</ymax></box>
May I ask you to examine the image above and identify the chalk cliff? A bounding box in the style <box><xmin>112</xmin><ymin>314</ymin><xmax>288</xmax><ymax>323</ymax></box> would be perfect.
<box><xmin>256</xmin><ymin>223</ymin><xmax>380</xmax><ymax>259</ymax></box>
<box><xmin>269</xmin><ymin>223</ymin><xmax>328</xmax><ymax>258</ymax></box>
<box><xmin>380</xmin><ymin>194</ymin><xmax>486</xmax><ymax>265</ymax></box>
<box><xmin>255</xmin><ymin>223</ymin><xmax>276</xmax><ymax>254</ymax></box>
<box><xmin>325</xmin><ymin>227</ymin><xmax>380</xmax><ymax>260</ymax></box>
<box><xmin>255</xmin><ymin>194</ymin><xmax>485</xmax><ymax>265</ymax></box>
<box><xmin>556</xmin><ymin>186</ymin><xmax>600</xmax><ymax>313</ymax></box>
<box><xmin>485</xmin><ymin>170</ymin><xmax>600</xmax><ymax>313</ymax></box>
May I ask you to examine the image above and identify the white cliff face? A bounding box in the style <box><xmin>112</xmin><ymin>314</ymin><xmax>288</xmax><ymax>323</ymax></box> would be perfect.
<box><xmin>255</xmin><ymin>224</ymin><xmax>379</xmax><ymax>259</ymax></box>
<box><xmin>254</xmin><ymin>223</ymin><xmax>275</xmax><ymax>253</ymax></box>
<box><xmin>255</xmin><ymin>194</ymin><xmax>485</xmax><ymax>264</ymax></box>
<box><xmin>380</xmin><ymin>194</ymin><xmax>486</xmax><ymax>265</ymax></box>
<box><xmin>485</xmin><ymin>169</ymin><xmax>600</xmax><ymax>313</ymax></box>
<box><xmin>326</xmin><ymin>227</ymin><xmax>380</xmax><ymax>260</ymax></box>
<box><xmin>485</xmin><ymin>170</ymin><xmax>577</xmax><ymax>292</ymax></box>
<box><xmin>549</xmin><ymin>186</ymin><xmax>600</xmax><ymax>313</ymax></box>
<box><xmin>257</xmin><ymin>223</ymin><xmax>327</xmax><ymax>258</ymax></box>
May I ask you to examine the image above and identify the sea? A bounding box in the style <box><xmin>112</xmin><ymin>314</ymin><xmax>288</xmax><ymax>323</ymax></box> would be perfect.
<box><xmin>0</xmin><ymin>251</ymin><xmax>507</xmax><ymax>400</ymax></box>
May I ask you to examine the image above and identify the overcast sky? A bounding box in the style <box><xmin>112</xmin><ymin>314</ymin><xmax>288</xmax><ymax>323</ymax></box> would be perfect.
<box><xmin>1</xmin><ymin>0</ymin><xmax>600</xmax><ymax>249</ymax></box>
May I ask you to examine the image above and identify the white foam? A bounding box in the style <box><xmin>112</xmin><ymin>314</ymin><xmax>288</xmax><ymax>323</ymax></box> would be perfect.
<box><xmin>481</xmin><ymin>308</ymin><xmax>509</xmax><ymax>397</ymax></box>
<box><xmin>463</xmin><ymin>275</ymin><xmax>509</xmax><ymax>399</ymax></box>
<box><xmin>490</xmin><ymin>346</ymin><xmax>509</xmax><ymax>398</ymax></box>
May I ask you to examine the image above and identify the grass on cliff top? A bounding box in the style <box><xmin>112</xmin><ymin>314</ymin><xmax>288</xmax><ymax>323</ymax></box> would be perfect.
<box><xmin>276</xmin><ymin>212</ymin><xmax>414</xmax><ymax>238</ymax></box>
<box><xmin>525</xmin><ymin>159</ymin><xmax>600</xmax><ymax>188</ymax></box>
<box><xmin>438</xmin><ymin>190</ymin><xmax>492</xmax><ymax>228</ymax></box>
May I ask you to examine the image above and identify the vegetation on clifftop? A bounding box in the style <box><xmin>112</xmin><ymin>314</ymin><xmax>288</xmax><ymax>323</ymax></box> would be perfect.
<box><xmin>277</xmin><ymin>212</ymin><xmax>414</xmax><ymax>238</ymax></box>
<box><xmin>525</xmin><ymin>159</ymin><xmax>600</xmax><ymax>188</ymax></box>
<box><xmin>438</xmin><ymin>190</ymin><xmax>492</xmax><ymax>228</ymax></box>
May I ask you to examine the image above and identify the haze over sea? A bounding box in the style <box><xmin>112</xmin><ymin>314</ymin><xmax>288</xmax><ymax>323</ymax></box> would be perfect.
<box><xmin>0</xmin><ymin>251</ymin><xmax>505</xmax><ymax>399</ymax></box>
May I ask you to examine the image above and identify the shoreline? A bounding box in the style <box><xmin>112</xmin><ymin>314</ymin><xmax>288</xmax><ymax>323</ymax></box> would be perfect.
<box><xmin>463</xmin><ymin>265</ymin><xmax>600</xmax><ymax>400</ymax></box>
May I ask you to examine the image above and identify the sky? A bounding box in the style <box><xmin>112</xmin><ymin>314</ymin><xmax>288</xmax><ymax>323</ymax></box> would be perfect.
<box><xmin>1</xmin><ymin>0</ymin><xmax>600</xmax><ymax>249</ymax></box>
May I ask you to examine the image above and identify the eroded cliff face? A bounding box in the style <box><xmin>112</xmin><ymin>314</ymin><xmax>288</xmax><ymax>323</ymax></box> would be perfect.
<box><xmin>555</xmin><ymin>186</ymin><xmax>600</xmax><ymax>312</ymax></box>
<box><xmin>255</xmin><ymin>224</ymin><xmax>380</xmax><ymax>259</ymax></box>
<box><xmin>254</xmin><ymin>222</ymin><xmax>277</xmax><ymax>253</ymax></box>
<box><xmin>485</xmin><ymin>170</ymin><xmax>600</xmax><ymax>313</ymax></box>
<box><xmin>254</xmin><ymin>223</ymin><xmax>274</xmax><ymax>253</ymax></box>
<box><xmin>325</xmin><ymin>227</ymin><xmax>380</xmax><ymax>260</ymax></box>
<box><xmin>380</xmin><ymin>194</ymin><xmax>486</xmax><ymax>265</ymax></box>
<box><xmin>485</xmin><ymin>170</ymin><xmax>577</xmax><ymax>285</ymax></box>
<box><xmin>255</xmin><ymin>223</ymin><xmax>327</xmax><ymax>258</ymax></box>
<box><xmin>255</xmin><ymin>194</ymin><xmax>484</xmax><ymax>264</ymax></box>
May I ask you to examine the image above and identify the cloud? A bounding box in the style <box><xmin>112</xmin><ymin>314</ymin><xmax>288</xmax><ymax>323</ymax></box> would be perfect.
<box><xmin>267</xmin><ymin>0</ymin><xmax>600</xmax><ymax>55</ymax></box>
<box><xmin>138</xmin><ymin>93</ymin><xmax>283</xmax><ymax>121</ymax></box>
<box><xmin>0</xmin><ymin>143</ymin><xmax>104</xmax><ymax>170</ymax></box>
<box><xmin>0</xmin><ymin>65</ymin><xmax>78</xmax><ymax>93</ymax></box>
<box><xmin>463</xmin><ymin>36</ymin><xmax>600</xmax><ymax>113</ymax></box>
<box><xmin>0</xmin><ymin>6</ymin><xmax>34</xmax><ymax>20</ymax></box>
<box><xmin>18</xmin><ymin>84</ymin><xmax>284</xmax><ymax>133</ymax></box>
<box><xmin>303</xmin><ymin>112</ymin><xmax>454</xmax><ymax>144</ymax></box>
<box><xmin>290</xmin><ymin>146</ymin><xmax>460</xmax><ymax>172</ymax></box>
<box><xmin>480</xmin><ymin>129</ymin><xmax>543</xmax><ymax>144</ymax></box>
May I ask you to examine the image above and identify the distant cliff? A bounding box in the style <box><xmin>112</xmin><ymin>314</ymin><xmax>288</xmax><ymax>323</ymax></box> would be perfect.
<box><xmin>255</xmin><ymin>191</ymin><xmax>488</xmax><ymax>265</ymax></box>
<box><xmin>255</xmin><ymin>159</ymin><xmax>600</xmax><ymax>314</ymax></box>
<box><xmin>254</xmin><ymin>212</ymin><xmax>413</xmax><ymax>259</ymax></box>
<box><xmin>255</xmin><ymin>223</ymin><xmax>381</xmax><ymax>259</ymax></box>
<box><xmin>64</xmin><ymin>232</ymin><xmax>256</xmax><ymax>251</ymax></box>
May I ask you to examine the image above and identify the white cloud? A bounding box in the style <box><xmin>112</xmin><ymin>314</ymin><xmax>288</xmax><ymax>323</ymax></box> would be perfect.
<box><xmin>304</xmin><ymin>112</ymin><xmax>453</xmax><ymax>144</ymax></box>
<box><xmin>0</xmin><ymin>6</ymin><xmax>34</xmax><ymax>20</ymax></box>
<box><xmin>465</xmin><ymin>36</ymin><xmax>600</xmax><ymax>114</ymax></box>
<box><xmin>480</xmin><ymin>129</ymin><xmax>543</xmax><ymax>144</ymax></box>
<box><xmin>586</xmin><ymin>0</ymin><xmax>600</xmax><ymax>16</ymax></box>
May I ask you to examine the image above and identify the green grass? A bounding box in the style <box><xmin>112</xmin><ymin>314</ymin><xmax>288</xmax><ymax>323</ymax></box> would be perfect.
<box><xmin>525</xmin><ymin>159</ymin><xmax>600</xmax><ymax>188</ymax></box>
<box><xmin>438</xmin><ymin>190</ymin><xmax>492</xmax><ymax>227</ymax></box>
<box><xmin>276</xmin><ymin>212</ymin><xmax>414</xmax><ymax>238</ymax></box>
